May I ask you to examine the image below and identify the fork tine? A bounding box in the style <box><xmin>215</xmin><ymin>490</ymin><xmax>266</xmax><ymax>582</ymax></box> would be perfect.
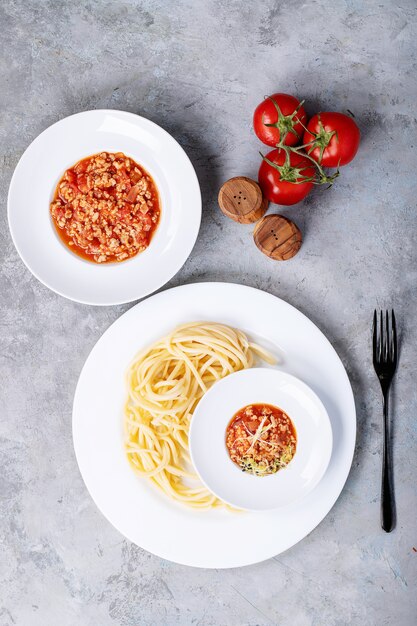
<box><xmin>373</xmin><ymin>309</ymin><xmax>378</xmax><ymax>360</ymax></box>
<box><xmin>380</xmin><ymin>310</ymin><xmax>384</xmax><ymax>362</ymax></box>
<box><xmin>391</xmin><ymin>309</ymin><xmax>397</xmax><ymax>362</ymax></box>
<box><xmin>385</xmin><ymin>310</ymin><xmax>389</xmax><ymax>362</ymax></box>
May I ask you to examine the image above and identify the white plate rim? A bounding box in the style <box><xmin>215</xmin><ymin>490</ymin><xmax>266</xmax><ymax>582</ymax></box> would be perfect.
<box><xmin>7</xmin><ymin>109</ymin><xmax>202</xmax><ymax>306</ymax></box>
<box><xmin>72</xmin><ymin>282</ymin><xmax>356</xmax><ymax>568</ymax></box>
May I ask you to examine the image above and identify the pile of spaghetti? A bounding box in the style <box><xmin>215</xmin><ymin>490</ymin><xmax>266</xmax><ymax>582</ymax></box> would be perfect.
<box><xmin>124</xmin><ymin>322</ymin><xmax>274</xmax><ymax>509</ymax></box>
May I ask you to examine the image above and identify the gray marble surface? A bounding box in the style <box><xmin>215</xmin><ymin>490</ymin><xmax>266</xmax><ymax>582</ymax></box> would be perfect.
<box><xmin>1</xmin><ymin>1</ymin><xmax>416</xmax><ymax>624</ymax></box>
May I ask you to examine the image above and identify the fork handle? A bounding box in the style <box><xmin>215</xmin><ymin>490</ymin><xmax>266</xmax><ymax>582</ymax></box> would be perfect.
<box><xmin>381</xmin><ymin>391</ymin><xmax>395</xmax><ymax>532</ymax></box>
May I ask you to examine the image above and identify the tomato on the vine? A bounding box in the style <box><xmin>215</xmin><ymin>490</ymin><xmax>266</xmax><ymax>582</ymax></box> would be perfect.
<box><xmin>253</xmin><ymin>93</ymin><xmax>307</xmax><ymax>147</ymax></box>
<box><xmin>258</xmin><ymin>148</ymin><xmax>315</xmax><ymax>205</ymax></box>
<box><xmin>303</xmin><ymin>112</ymin><xmax>360</xmax><ymax>167</ymax></box>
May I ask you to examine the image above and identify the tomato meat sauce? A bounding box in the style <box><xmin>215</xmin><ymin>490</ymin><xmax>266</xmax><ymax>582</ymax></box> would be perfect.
<box><xmin>225</xmin><ymin>403</ymin><xmax>297</xmax><ymax>476</ymax></box>
<box><xmin>50</xmin><ymin>152</ymin><xmax>160</xmax><ymax>263</ymax></box>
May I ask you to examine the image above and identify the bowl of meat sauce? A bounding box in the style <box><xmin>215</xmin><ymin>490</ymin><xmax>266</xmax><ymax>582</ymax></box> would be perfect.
<box><xmin>189</xmin><ymin>368</ymin><xmax>333</xmax><ymax>511</ymax></box>
<box><xmin>226</xmin><ymin>403</ymin><xmax>297</xmax><ymax>477</ymax></box>
<box><xmin>8</xmin><ymin>110</ymin><xmax>201</xmax><ymax>305</ymax></box>
<box><xmin>50</xmin><ymin>151</ymin><xmax>161</xmax><ymax>264</ymax></box>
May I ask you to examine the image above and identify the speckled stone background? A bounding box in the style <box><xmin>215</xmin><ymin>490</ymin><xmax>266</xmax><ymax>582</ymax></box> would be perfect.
<box><xmin>1</xmin><ymin>1</ymin><xmax>416</xmax><ymax>624</ymax></box>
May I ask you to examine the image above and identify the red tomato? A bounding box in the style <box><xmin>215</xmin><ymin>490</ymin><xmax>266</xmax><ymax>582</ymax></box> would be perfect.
<box><xmin>258</xmin><ymin>148</ymin><xmax>315</xmax><ymax>205</ymax></box>
<box><xmin>303</xmin><ymin>112</ymin><xmax>360</xmax><ymax>167</ymax></box>
<box><xmin>253</xmin><ymin>93</ymin><xmax>307</xmax><ymax>147</ymax></box>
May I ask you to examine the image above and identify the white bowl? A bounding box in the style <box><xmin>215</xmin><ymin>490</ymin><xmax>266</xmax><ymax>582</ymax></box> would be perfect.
<box><xmin>7</xmin><ymin>109</ymin><xmax>201</xmax><ymax>305</ymax></box>
<box><xmin>189</xmin><ymin>368</ymin><xmax>333</xmax><ymax>511</ymax></box>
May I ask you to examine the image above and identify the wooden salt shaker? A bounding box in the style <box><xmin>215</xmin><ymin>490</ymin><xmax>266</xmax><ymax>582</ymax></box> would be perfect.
<box><xmin>253</xmin><ymin>214</ymin><xmax>302</xmax><ymax>260</ymax></box>
<box><xmin>218</xmin><ymin>176</ymin><xmax>268</xmax><ymax>223</ymax></box>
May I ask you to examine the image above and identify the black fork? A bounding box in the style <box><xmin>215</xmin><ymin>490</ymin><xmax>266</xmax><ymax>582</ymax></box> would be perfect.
<box><xmin>372</xmin><ymin>310</ymin><xmax>397</xmax><ymax>532</ymax></box>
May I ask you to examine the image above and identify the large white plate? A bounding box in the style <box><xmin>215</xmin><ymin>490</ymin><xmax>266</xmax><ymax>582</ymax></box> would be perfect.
<box><xmin>72</xmin><ymin>283</ymin><xmax>356</xmax><ymax>568</ymax></box>
<box><xmin>8</xmin><ymin>110</ymin><xmax>201</xmax><ymax>305</ymax></box>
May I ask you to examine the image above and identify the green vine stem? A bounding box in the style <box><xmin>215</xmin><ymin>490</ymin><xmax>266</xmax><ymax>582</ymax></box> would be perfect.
<box><xmin>261</xmin><ymin>144</ymin><xmax>339</xmax><ymax>187</ymax></box>
<box><xmin>262</xmin><ymin>96</ymin><xmax>306</xmax><ymax>143</ymax></box>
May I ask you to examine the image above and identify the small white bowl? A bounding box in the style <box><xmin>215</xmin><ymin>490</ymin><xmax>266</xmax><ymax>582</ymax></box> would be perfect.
<box><xmin>189</xmin><ymin>368</ymin><xmax>333</xmax><ymax>511</ymax></box>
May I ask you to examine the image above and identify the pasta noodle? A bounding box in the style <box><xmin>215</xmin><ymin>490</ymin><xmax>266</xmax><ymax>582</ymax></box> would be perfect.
<box><xmin>124</xmin><ymin>322</ymin><xmax>275</xmax><ymax>509</ymax></box>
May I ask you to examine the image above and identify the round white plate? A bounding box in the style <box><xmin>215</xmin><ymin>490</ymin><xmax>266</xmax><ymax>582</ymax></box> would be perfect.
<box><xmin>72</xmin><ymin>283</ymin><xmax>356</xmax><ymax>568</ymax></box>
<box><xmin>189</xmin><ymin>368</ymin><xmax>333</xmax><ymax>511</ymax></box>
<box><xmin>8</xmin><ymin>110</ymin><xmax>201</xmax><ymax>305</ymax></box>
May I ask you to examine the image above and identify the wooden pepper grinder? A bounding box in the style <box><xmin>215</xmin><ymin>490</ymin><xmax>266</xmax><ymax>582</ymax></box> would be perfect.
<box><xmin>253</xmin><ymin>214</ymin><xmax>302</xmax><ymax>260</ymax></box>
<box><xmin>218</xmin><ymin>176</ymin><xmax>268</xmax><ymax>223</ymax></box>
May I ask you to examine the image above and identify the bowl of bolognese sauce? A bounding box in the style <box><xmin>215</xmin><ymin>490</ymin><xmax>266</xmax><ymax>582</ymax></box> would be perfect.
<box><xmin>189</xmin><ymin>368</ymin><xmax>333</xmax><ymax>511</ymax></box>
<box><xmin>8</xmin><ymin>109</ymin><xmax>201</xmax><ymax>305</ymax></box>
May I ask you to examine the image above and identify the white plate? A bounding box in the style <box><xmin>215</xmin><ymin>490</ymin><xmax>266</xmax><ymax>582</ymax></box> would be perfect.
<box><xmin>72</xmin><ymin>283</ymin><xmax>356</xmax><ymax>568</ymax></box>
<box><xmin>8</xmin><ymin>110</ymin><xmax>201</xmax><ymax>305</ymax></box>
<box><xmin>189</xmin><ymin>368</ymin><xmax>333</xmax><ymax>511</ymax></box>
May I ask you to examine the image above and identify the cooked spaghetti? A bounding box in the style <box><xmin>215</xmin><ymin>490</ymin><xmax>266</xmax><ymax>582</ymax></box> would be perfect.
<box><xmin>124</xmin><ymin>322</ymin><xmax>274</xmax><ymax>509</ymax></box>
